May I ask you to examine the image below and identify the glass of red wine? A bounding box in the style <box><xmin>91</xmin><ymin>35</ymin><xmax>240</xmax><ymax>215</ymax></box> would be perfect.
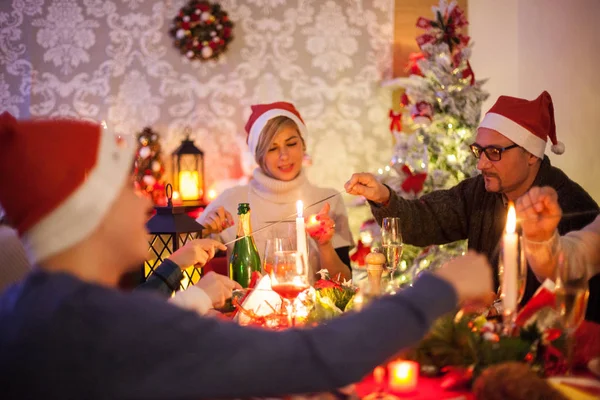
<box><xmin>270</xmin><ymin>250</ymin><xmax>310</xmax><ymax>327</ymax></box>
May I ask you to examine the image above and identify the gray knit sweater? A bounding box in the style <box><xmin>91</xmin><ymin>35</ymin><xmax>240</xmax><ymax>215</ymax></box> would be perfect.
<box><xmin>370</xmin><ymin>156</ymin><xmax>600</xmax><ymax>321</ymax></box>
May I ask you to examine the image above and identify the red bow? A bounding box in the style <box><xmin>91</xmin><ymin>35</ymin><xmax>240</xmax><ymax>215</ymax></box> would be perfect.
<box><xmin>516</xmin><ymin>284</ymin><xmax>555</xmax><ymax>326</ymax></box>
<box><xmin>406</xmin><ymin>52</ymin><xmax>426</xmax><ymax>76</ymax></box>
<box><xmin>401</xmin><ymin>165</ymin><xmax>427</xmax><ymax>195</ymax></box>
<box><xmin>350</xmin><ymin>240</ymin><xmax>371</xmax><ymax>267</ymax></box>
<box><xmin>415</xmin><ymin>4</ymin><xmax>471</xmax><ymax>63</ymax></box>
<box><xmin>389</xmin><ymin>110</ymin><xmax>402</xmax><ymax>133</ymax></box>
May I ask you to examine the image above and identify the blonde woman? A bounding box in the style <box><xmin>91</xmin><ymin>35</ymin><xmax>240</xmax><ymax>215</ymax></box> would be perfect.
<box><xmin>198</xmin><ymin>102</ymin><xmax>353</xmax><ymax>280</ymax></box>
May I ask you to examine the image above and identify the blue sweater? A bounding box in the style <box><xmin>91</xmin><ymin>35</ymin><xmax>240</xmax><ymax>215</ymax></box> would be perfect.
<box><xmin>0</xmin><ymin>270</ymin><xmax>457</xmax><ymax>399</ymax></box>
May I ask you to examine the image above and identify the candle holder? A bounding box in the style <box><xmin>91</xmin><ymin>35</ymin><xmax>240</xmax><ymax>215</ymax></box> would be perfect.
<box><xmin>388</xmin><ymin>360</ymin><xmax>419</xmax><ymax>393</ymax></box>
<box><xmin>362</xmin><ymin>366</ymin><xmax>400</xmax><ymax>400</ymax></box>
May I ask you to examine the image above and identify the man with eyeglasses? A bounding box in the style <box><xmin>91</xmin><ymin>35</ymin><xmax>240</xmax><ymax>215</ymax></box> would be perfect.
<box><xmin>346</xmin><ymin>91</ymin><xmax>600</xmax><ymax>321</ymax></box>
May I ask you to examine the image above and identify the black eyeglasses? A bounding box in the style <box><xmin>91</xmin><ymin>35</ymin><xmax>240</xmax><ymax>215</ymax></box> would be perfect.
<box><xmin>469</xmin><ymin>143</ymin><xmax>519</xmax><ymax>161</ymax></box>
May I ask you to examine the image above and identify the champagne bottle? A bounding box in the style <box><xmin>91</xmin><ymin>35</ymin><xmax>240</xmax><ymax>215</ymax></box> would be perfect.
<box><xmin>229</xmin><ymin>203</ymin><xmax>262</xmax><ymax>288</ymax></box>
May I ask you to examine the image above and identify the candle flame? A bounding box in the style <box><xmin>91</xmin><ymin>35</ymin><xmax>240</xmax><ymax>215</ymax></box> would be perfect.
<box><xmin>101</xmin><ymin>120</ymin><xmax>107</xmax><ymax>130</ymax></box>
<box><xmin>308</xmin><ymin>214</ymin><xmax>318</xmax><ymax>226</ymax></box>
<box><xmin>296</xmin><ymin>200</ymin><xmax>303</xmax><ymax>218</ymax></box>
<box><xmin>207</xmin><ymin>189</ymin><xmax>217</xmax><ymax>201</ymax></box>
<box><xmin>506</xmin><ymin>202</ymin><xmax>516</xmax><ymax>234</ymax></box>
<box><xmin>393</xmin><ymin>362</ymin><xmax>413</xmax><ymax>380</ymax></box>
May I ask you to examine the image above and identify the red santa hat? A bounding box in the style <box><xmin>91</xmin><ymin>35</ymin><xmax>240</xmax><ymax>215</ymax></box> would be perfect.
<box><xmin>478</xmin><ymin>91</ymin><xmax>564</xmax><ymax>158</ymax></box>
<box><xmin>0</xmin><ymin>112</ymin><xmax>134</xmax><ymax>264</ymax></box>
<box><xmin>244</xmin><ymin>102</ymin><xmax>308</xmax><ymax>159</ymax></box>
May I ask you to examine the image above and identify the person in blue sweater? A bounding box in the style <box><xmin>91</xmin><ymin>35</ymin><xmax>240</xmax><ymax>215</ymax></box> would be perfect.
<box><xmin>0</xmin><ymin>113</ymin><xmax>493</xmax><ymax>399</ymax></box>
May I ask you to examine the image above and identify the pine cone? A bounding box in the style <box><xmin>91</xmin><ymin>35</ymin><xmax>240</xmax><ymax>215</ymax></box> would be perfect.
<box><xmin>472</xmin><ymin>362</ymin><xmax>566</xmax><ymax>400</ymax></box>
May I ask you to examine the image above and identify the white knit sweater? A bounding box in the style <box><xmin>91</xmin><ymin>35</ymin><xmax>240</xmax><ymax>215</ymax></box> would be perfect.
<box><xmin>197</xmin><ymin>168</ymin><xmax>354</xmax><ymax>274</ymax></box>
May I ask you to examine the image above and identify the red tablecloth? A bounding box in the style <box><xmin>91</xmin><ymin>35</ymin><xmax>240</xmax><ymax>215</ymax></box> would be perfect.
<box><xmin>355</xmin><ymin>374</ymin><xmax>474</xmax><ymax>400</ymax></box>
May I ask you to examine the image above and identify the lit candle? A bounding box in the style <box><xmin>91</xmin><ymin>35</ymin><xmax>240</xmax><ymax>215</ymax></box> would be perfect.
<box><xmin>179</xmin><ymin>171</ymin><xmax>199</xmax><ymax>200</ymax></box>
<box><xmin>207</xmin><ymin>188</ymin><xmax>218</xmax><ymax>201</ymax></box>
<box><xmin>502</xmin><ymin>202</ymin><xmax>518</xmax><ymax>315</ymax></box>
<box><xmin>171</xmin><ymin>190</ymin><xmax>183</xmax><ymax>206</ymax></box>
<box><xmin>305</xmin><ymin>214</ymin><xmax>320</xmax><ymax>237</ymax></box>
<box><xmin>388</xmin><ymin>360</ymin><xmax>418</xmax><ymax>392</ymax></box>
<box><xmin>296</xmin><ymin>200</ymin><xmax>308</xmax><ymax>272</ymax></box>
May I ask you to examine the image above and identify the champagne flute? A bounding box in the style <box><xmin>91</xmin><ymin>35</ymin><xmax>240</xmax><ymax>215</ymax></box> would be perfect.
<box><xmin>555</xmin><ymin>251</ymin><xmax>589</xmax><ymax>375</ymax></box>
<box><xmin>262</xmin><ymin>237</ymin><xmax>293</xmax><ymax>275</ymax></box>
<box><xmin>381</xmin><ymin>218</ymin><xmax>404</xmax><ymax>282</ymax></box>
<box><xmin>270</xmin><ymin>250</ymin><xmax>310</xmax><ymax>327</ymax></box>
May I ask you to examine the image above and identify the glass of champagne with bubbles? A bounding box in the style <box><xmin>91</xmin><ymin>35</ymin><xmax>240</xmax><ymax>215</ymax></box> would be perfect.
<box><xmin>381</xmin><ymin>217</ymin><xmax>403</xmax><ymax>284</ymax></box>
<box><xmin>555</xmin><ymin>251</ymin><xmax>589</xmax><ymax>375</ymax></box>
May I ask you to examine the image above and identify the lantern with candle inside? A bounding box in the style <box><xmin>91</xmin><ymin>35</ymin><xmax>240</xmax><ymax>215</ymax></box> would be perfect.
<box><xmin>144</xmin><ymin>184</ymin><xmax>204</xmax><ymax>291</ymax></box>
<box><xmin>172</xmin><ymin>127</ymin><xmax>205</xmax><ymax>205</ymax></box>
<box><xmin>388</xmin><ymin>360</ymin><xmax>419</xmax><ymax>393</ymax></box>
<box><xmin>498</xmin><ymin>202</ymin><xmax>527</xmax><ymax>332</ymax></box>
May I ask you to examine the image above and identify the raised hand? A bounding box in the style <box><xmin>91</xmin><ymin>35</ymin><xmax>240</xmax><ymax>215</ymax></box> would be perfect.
<box><xmin>344</xmin><ymin>173</ymin><xmax>390</xmax><ymax>204</ymax></box>
<box><xmin>516</xmin><ymin>186</ymin><xmax>561</xmax><ymax>242</ymax></box>
<box><xmin>435</xmin><ymin>251</ymin><xmax>494</xmax><ymax>304</ymax></box>
<box><xmin>200</xmin><ymin>206</ymin><xmax>235</xmax><ymax>236</ymax></box>
<box><xmin>168</xmin><ymin>239</ymin><xmax>227</xmax><ymax>269</ymax></box>
<box><xmin>195</xmin><ymin>272</ymin><xmax>241</xmax><ymax>308</ymax></box>
<box><xmin>305</xmin><ymin>202</ymin><xmax>336</xmax><ymax>246</ymax></box>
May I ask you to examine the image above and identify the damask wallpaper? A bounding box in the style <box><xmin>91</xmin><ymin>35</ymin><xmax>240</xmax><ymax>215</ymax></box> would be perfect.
<box><xmin>0</xmin><ymin>0</ymin><xmax>394</xmax><ymax>191</ymax></box>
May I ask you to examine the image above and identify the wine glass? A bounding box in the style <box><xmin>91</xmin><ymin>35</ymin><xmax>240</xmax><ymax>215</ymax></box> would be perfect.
<box><xmin>555</xmin><ymin>251</ymin><xmax>589</xmax><ymax>375</ymax></box>
<box><xmin>381</xmin><ymin>218</ymin><xmax>404</xmax><ymax>282</ymax></box>
<box><xmin>270</xmin><ymin>250</ymin><xmax>310</xmax><ymax>327</ymax></box>
<box><xmin>262</xmin><ymin>237</ymin><xmax>293</xmax><ymax>275</ymax></box>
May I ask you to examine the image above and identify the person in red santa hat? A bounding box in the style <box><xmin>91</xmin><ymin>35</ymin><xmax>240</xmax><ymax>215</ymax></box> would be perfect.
<box><xmin>345</xmin><ymin>91</ymin><xmax>598</xmax><ymax>307</ymax></box>
<box><xmin>516</xmin><ymin>185</ymin><xmax>600</xmax><ymax>323</ymax></box>
<box><xmin>198</xmin><ymin>101</ymin><xmax>353</xmax><ymax>280</ymax></box>
<box><xmin>0</xmin><ymin>113</ymin><xmax>496</xmax><ymax>398</ymax></box>
<box><xmin>0</xmin><ymin>112</ymin><xmax>241</xmax><ymax>315</ymax></box>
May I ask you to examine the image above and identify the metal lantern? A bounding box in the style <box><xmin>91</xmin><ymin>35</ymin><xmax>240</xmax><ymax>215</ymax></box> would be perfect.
<box><xmin>144</xmin><ymin>184</ymin><xmax>204</xmax><ymax>290</ymax></box>
<box><xmin>172</xmin><ymin>127</ymin><xmax>205</xmax><ymax>205</ymax></box>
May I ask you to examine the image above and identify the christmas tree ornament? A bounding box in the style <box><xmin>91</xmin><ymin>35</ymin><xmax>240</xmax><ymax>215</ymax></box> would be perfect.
<box><xmin>133</xmin><ymin>127</ymin><xmax>166</xmax><ymax>205</ymax></box>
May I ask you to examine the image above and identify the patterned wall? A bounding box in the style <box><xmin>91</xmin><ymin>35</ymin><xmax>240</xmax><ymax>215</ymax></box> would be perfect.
<box><xmin>0</xmin><ymin>0</ymin><xmax>394</xmax><ymax>191</ymax></box>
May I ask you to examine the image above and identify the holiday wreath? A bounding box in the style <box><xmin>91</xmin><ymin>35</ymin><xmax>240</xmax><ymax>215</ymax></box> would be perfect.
<box><xmin>169</xmin><ymin>0</ymin><xmax>234</xmax><ymax>61</ymax></box>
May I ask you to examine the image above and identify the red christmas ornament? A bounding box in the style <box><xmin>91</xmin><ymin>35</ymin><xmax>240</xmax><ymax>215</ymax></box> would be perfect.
<box><xmin>400</xmin><ymin>92</ymin><xmax>410</xmax><ymax>107</ymax></box>
<box><xmin>400</xmin><ymin>165</ymin><xmax>427</xmax><ymax>195</ymax></box>
<box><xmin>411</xmin><ymin>101</ymin><xmax>433</xmax><ymax>124</ymax></box>
<box><xmin>406</xmin><ymin>52</ymin><xmax>426</xmax><ymax>76</ymax></box>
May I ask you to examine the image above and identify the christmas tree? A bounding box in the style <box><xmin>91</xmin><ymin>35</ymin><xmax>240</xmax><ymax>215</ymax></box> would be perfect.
<box><xmin>133</xmin><ymin>127</ymin><xmax>167</xmax><ymax>205</ymax></box>
<box><xmin>353</xmin><ymin>0</ymin><xmax>489</xmax><ymax>276</ymax></box>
